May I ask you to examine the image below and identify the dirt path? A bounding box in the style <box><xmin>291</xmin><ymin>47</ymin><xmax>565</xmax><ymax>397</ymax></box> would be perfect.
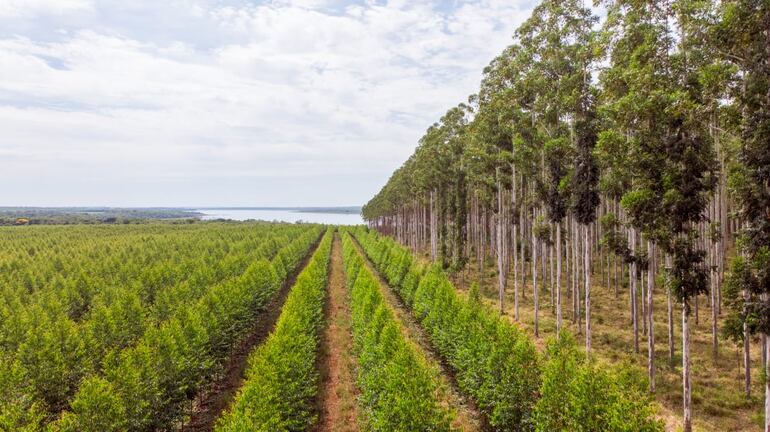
<box><xmin>316</xmin><ymin>233</ymin><xmax>360</xmax><ymax>432</ymax></box>
<box><xmin>184</xmin><ymin>234</ymin><xmax>323</xmax><ymax>432</ymax></box>
<box><xmin>350</xmin><ymin>237</ymin><xmax>485</xmax><ymax>432</ymax></box>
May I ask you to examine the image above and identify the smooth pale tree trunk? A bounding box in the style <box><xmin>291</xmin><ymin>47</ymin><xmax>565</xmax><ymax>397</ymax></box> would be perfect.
<box><xmin>765</xmin><ymin>334</ymin><xmax>769</xmax><ymax>432</ymax></box>
<box><xmin>584</xmin><ymin>224</ymin><xmax>591</xmax><ymax>354</ymax></box>
<box><xmin>631</xmin><ymin>231</ymin><xmax>639</xmax><ymax>354</ymax></box>
<box><xmin>576</xmin><ymin>220</ymin><xmax>582</xmax><ymax>334</ymax></box>
<box><xmin>533</xmin><ymin>229</ymin><xmax>539</xmax><ymax>337</ymax></box>
<box><xmin>430</xmin><ymin>190</ymin><xmax>438</xmax><ymax>261</ymax></box>
<box><xmin>497</xmin><ymin>216</ymin><xmax>505</xmax><ymax>315</ymax></box>
<box><xmin>556</xmin><ymin>221</ymin><xmax>562</xmax><ymax>336</ymax></box>
<box><xmin>648</xmin><ymin>241</ymin><xmax>655</xmax><ymax>392</ymax></box>
<box><xmin>711</xmin><ymin>241</ymin><xmax>718</xmax><ymax>360</ymax></box>
<box><xmin>548</xmin><ymin>236</ymin><xmax>556</xmax><ymax>315</ymax></box>
<box><xmin>667</xmin><ymin>255</ymin><xmax>675</xmax><ymax>364</ymax></box>
<box><xmin>695</xmin><ymin>294</ymin><xmax>699</xmax><ymax>325</ymax></box>
<box><xmin>745</xmin><ymin>318</ymin><xmax>752</xmax><ymax>398</ymax></box>
<box><xmin>514</xmin><ymin>224</ymin><xmax>520</xmax><ymax>321</ymax></box>
<box><xmin>683</xmin><ymin>303</ymin><xmax>692</xmax><ymax>432</ymax></box>
<box><xmin>763</xmin><ymin>331</ymin><xmax>767</xmax><ymax>379</ymax></box>
<box><xmin>745</xmin><ymin>269</ymin><xmax>752</xmax><ymax>398</ymax></box>
<box><xmin>641</xmin><ymin>267</ymin><xmax>647</xmax><ymax>336</ymax></box>
<box><xmin>512</xmin><ymin>165</ymin><xmax>519</xmax><ymax>320</ymax></box>
<box><xmin>568</xmin><ymin>219</ymin><xmax>578</xmax><ymax>323</ymax></box>
<box><xmin>521</xmin><ymin>208</ymin><xmax>527</xmax><ymax>302</ymax></box>
<box><xmin>541</xmin><ymin>239</ymin><xmax>547</xmax><ymax>311</ymax></box>
<box><xmin>497</xmin><ymin>218</ymin><xmax>505</xmax><ymax>314</ymax></box>
<box><xmin>614</xmin><ymin>251</ymin><xmax>619</xmax><ymax>298</ymax></box>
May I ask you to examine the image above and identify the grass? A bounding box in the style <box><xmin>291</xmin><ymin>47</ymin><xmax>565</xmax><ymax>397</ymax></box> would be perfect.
<box><xmin>435</xmin><ymin>253</ymin><xmax>765</xmax><ymax>432</ymax></box>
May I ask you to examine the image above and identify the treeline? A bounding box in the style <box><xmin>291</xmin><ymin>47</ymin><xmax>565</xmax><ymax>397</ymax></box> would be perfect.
<box><xmin>0</xmin><ymin>207</ymin><xmax>202</xmax><ymax>225</ymax></box>
<box><xmin>362</xmin><ymin>2</ymin><xmax>770</xmax><ymax>431</ymax></box>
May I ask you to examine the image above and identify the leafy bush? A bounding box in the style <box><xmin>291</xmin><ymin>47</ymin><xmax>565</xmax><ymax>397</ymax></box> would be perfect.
<box><xmin>533</xmin><ymin>333</ymin><xmax>662</xmax><ymax>432</ymax></box>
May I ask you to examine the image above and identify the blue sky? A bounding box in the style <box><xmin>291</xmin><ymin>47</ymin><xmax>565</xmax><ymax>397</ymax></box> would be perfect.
<box><xmin>0</xmin><ymin>0</ymin><xmax>537</xmax><ymax>207</ymax></box>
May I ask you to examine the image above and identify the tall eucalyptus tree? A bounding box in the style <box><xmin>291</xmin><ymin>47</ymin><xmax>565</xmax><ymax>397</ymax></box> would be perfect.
<box><xmin>718</xmin><ymin>1</ymin><xmax>770</xmax><ymax>429</ymax></box>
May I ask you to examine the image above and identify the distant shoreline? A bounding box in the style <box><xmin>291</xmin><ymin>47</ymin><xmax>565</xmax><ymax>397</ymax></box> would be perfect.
<box><xmin>194</xmin><ymin>206</ymin><xmax>362</xmax><ymax>215</ymax></box>
<box><xmin>0</xmin><ymin>206</ymin><xmax>362</xmax><ymax>214</ymax></box>
<box><xmin>0</xmin><ymin>206</ymin><xmax>363</xmax><ymax>225</ymax></box>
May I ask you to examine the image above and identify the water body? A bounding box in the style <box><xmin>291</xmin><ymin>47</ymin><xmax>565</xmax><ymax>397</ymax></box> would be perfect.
<box><xmin>196</xmin><ymin>208</ymin><xmax>365</xmax><ymax>226</ymax></box>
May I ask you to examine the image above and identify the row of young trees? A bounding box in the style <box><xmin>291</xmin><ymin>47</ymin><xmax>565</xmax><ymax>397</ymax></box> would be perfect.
<box><xmin>362</xmin><ymin>2</ymin><xmax>770</xmax><ymax>431</ymax></box>
<box><xmin>216</xmin><ymin>229</ymin><xmax>333</xmax><ymax>431</ymax></box>
<box><xmin>341</xmin><ymin>232</ymin><xmax>455</xmax><ymax>430</ymax></box>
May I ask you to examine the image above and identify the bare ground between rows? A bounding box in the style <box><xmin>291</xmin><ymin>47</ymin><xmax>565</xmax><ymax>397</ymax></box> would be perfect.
<box><xmin>183</xmin><ymin>232</ymin><xmax>324</xmax><ymax>432</ymax></box>
<box><xmin>315</xmin><ymin>233</ymin><xmax>361</xmax><ymax>432</ymax></box>
<box><xmin>349</xmin><ymin>236</ymin><xmax>487</xmax><ymax>432</ymax></box>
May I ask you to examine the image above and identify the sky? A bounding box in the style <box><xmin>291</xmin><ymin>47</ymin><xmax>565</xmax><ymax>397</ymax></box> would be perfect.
<box><xmin>0</xmin><ymin>0</ymin><xmax>537</xmax><ymax>207</ymax></box>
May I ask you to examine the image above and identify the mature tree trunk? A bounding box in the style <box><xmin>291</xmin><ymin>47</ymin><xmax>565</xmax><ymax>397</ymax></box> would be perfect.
<box><xmin>430</xmin><ymin>190</ymin><xmax>438</xmax><ymax>261</ymax></box>
<box><xmin>514</xmin><ymin>223</ymin><xmax>520</xmax><ymax>320</ymax></box>
<box><xmin>711</xmin><ymin>238</ymin><xmax>718</xmax><ymax>361</ymax></box>
<box><xmin>519</xmin><ymin>202</ymin><xmax>527</xmax><ymax>299</ymax></box>
<box><xmin>631</xmin><ymin>230</ymin><xmax>639</xmax><ymax>353</ymax></box>
<box><xmin>683</xmin><ymin>302</ymin><xmax>692</xmax><ymax>432</ymax></box>
<box><xmin>744</xmin><ymin>267</ymin><xmax>752</xmax><ymax>398</ymax></box>
<box><xmin>648</xmin><ymin>240</ymin><xmax>655</xmax><ymax>392</ymax></box>
<box><xmin>556</xmin><ymin>221</ymin><xmax>562</xmax><ymax>336</ymax></box>
<box><xmin>575</xmin><ymin>219</ymin><xmax>582</xmax><ymax>333</ymax></box>
<box><xmin>497</xmin><ymin>176</ymin><xmax>506</xmax><ymax>315</ymax></box>
<box><xmin>667</xmin><ymin>254</ymin><xmax>675</xmax><ymax>364</ymax></box>
<box><xmin>533</xmin><ymin>227</ymin><xmax>539</xmax><ymax>337</ymax></box>
<box><xmin>765</xmin><ymin>334</ymin><xmax>769</xmax><ymax>432</ymax></box>
<box><xmin>568</xmin><ymin>218</ymin><xmax>578</xmax><ymax>323</ymax></box>
<box><xmin>745</xmin><ymin>313</ymin><xmax>752</xmax><ymax>398</ymax></box>
<box><xmin>541</xmin><ymin>235</ymin><xmax>547</xmax><ymax>311</ymax></box>
<box><xmin>695</xmin><ymin>293</ymin><xmax>699</xmax><ymax>326</ymax></box>
<box><xmin>584</xmin><ymin>223</ymin><xmax>591</xmax><ymax>354</ymax></box>
<box><xmin>642</xmin><ymin>267</ymin><xmax>647</xmax><ymax>336</ymax></box>
<box><xmin>548</xmin><ymin>236</ymin><xmax>556</xmax><ymax>315</ymax></box>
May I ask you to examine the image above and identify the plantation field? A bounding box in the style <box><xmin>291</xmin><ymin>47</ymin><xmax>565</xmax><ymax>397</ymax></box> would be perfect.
<box><xmin>1</xmin><ymin>222</ymin><xmax>670</xmax><ymax>431</ymax></box>
<box><xmin>0</xmin><ymin>222</ymin><xmax>324</xmax><ymax>431</ymax></box>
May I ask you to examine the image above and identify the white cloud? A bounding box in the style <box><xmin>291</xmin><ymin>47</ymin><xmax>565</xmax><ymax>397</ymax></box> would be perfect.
<box><xmin>0</xmin><ymin>0</ymin><xmax>536</xmax><ymax>206</ymax></box>
<box><xmin>0</xmin><ymin>0</ymin><xmax>93</xmax><ymax>18</ymax></box>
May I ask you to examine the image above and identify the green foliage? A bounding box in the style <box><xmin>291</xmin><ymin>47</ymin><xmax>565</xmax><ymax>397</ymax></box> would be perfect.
<box><xmin>719</xmin><ymin>1</ymin><xmax>770</xmax><ymax>343</ymax></box>
<box><xmin>13</xmin><ymin>224</ymin><xmax>324</xmax><ymax>431</ymax></box>
<box><xmin>216</xmin><ymin>230</ymin><xmax>333</xmax><ymax>432</ymax></box>
<box><xmin>341</xmin><ymin>233</ymin><xmax>453</xmax><ymax>431</ymax></box>
<box><xmin>533</xmin><ymin>333</ymin><xmax>662</xmax><ymax>432</ymax></box>
<box><xmin>0</xmin><ymin>357</ymin><xmax>44</xmax><ymax>432</ymax></box>
<box><xmin>354</xmin><ymin>228</ymin><xmax>663</xmax><ymax>431</ymax></box>
<box><xmin>468</xmin><ymin>282</ymin><xmax>481</xmax><ymax>305</ymax></box>
<box><xmin>353</xmin><ymin>228</ymin><xmax>540</xmax><ymax>431</ymax></box>
<box><xmin>0</xmin><ymin>222</ymin><xmax>318</xmax><ymax>425</ymax></box>
<box><xmin>58</xmin><ymin>377</ymin><xmax>126</xmax><ymax>432</ymax></box>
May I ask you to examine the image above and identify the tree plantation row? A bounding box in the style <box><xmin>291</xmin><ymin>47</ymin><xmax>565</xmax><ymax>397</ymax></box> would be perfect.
<box><xmin>361</xmin><ymin>1</ymin><xmax>769</xmax><ymax>431</ymax></box>
<box><xmin>1</xmin><ymin>222</ymin><xmax>664</xmax><ymax>431</ymax></box>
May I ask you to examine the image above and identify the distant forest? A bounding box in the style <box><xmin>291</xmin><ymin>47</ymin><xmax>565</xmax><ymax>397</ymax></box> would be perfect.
<box><xmin>0</xmin><ymin>208</ymin><xmax>201</xmax><ymax>225</ymax></box>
